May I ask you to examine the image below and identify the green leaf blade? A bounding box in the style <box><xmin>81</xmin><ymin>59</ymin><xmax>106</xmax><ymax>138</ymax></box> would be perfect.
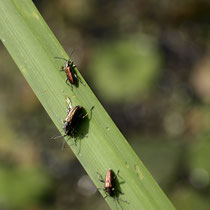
<box><xmin>0</xmin><ymin>1</ymin><xmax>175</xmax><ymax>210</ymax></box>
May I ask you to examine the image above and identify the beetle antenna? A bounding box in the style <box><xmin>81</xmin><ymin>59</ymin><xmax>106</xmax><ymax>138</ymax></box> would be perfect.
<box><xmin>62</xmin><ymin>140</ymin><xmax>66</xmax><ymax>150</ymax></box>
<box><xmin>69</xmin><ymin>49</ymin><xmax>75</xmax><ymax>58</ymax></box>
<box><xmin>51</xmin><ymin>134</ymin><xmax>66</xmax><ymax>140</ymax></box>
<box><xmin>69</xmin><ymin>47</ymin><xmax>80</xmax><ymax>58</ymax></box>
<box><xmin>54</xmin><ymin>56</ymin><xmax>68</xmax><ymax>61</ymax></box>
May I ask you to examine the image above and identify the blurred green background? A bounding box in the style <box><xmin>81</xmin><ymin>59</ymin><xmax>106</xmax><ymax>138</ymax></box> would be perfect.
<box><xmin>1</xmin><ymin>0</ymin><xmax>210</xmax><ymax>209</ymax></box>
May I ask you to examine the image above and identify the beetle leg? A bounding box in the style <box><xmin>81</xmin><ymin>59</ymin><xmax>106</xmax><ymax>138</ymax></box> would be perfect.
<box><xmin>69</xmin><ymin>62</ymin><xmax>85</xmax><ymax>86</ymax></box>
<box><xmin>117</xmin><ymin>197</ymin><xmax>129</xmax><ymax>204</ymax></box>
<box><xmin>113</xmin><ymin>170</ymin><xmax>120</xmax><ymax>180</ymax></box>
<box><xmin>119</xmin><ymin>191</ymin><xmax>124</xmax><ymax>195</ymax></box>
<box><xmin>73</xmin><ymin>72</ymin><xmax>85</xmax><ymax>86</ymax></box>
<box><xmin>115</xmin><ymin>199</ymin><xmax>122</xmax><ymax>210</ymax></box>
<box><xmin>104</xmin><ymin>194</ymin><xmax>108</xmax><ymax>199</ymax></box>
<box><xmin>71</xmin><ymin>61</ymin><xmax>76</xmax><ymax>68</ymax></box>
<box><xmin>113</xmin><ymin>199</ymin><xmax>119</xmax><ymax>210</ymax></box>
<box><xmin>81</xmin><ymin>106</ymin><xmax>94</xmax><ymax>119</ymax></box>
<box><xmin>81</xmin><ymin>113</ymin><xmax>87</xmax><ymax>119</ymax></box>
<box><xmin>103</xmin><ymin>191</ymin><xmax>109</xmax><ymax>199</ymax></box>
<box><xmin>74</xmin><ymin>138</ymin><xmax>77</xmax><ymax>146</ymax></box>
<box><xmin>50</xmin><ymin>134</ymin><xmax>67</xmax><ymax>140</ymax></box>
<box><xmin>68</xmin><ymin>61</ymin><xmax>76</xmax><ymax>69</ymax></box>
<box><xmin>62</xmin><ymin>136</ymin><xmax>73</xmax><ymax>150</ymax></box>
<box><xmin>89</xmin><ymin>106</ymin><xmax>94</xmax><ymax>119</ymax></box>
<box><xmin>97</xmin><ymin>172</ymin><xmax>105</xmax><ymax>183</ymax></box>
<box><xmin>98</xmin><ymin>188</ymin><xmax>109</xmax><ymax>199</ymax></box>
<box><xmin>62</xmin><ymin>140</ymin><xmax>66</xmax><ymax>150</ymax></box>
<box><xmin>60</xmin><ymin>66</ymin><xmax>64</xmax><ymax>71</ymax></box>
<box><xmin>65</xmin><ymin>78</ymin><xmax>70</xmax><ymax>85</ymax></box>
<box><xmin>72</xmin><ymin>64</ymin><xmax>76</xmax><ymax>68</ymax></box>
<box><xmin>79</xmin><ymin>78</ymin><xmax>86</xmax><ymax>86</ymax></box>
<box><xmin>78</xmin><ymin>75</ymin><xmax>86</xmax><ymax>86</ymax></box>
<box><xmin>76</xmin><ymin>138</ymin><xmax>82</xmax><ymax>154</ymax></box>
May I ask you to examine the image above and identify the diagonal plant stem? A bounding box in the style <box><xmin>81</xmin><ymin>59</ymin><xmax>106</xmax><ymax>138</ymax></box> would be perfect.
<box><xmin>0</xmin><ymin>1</ymin><xmax>175</xmax><ymax>210</ymax></box>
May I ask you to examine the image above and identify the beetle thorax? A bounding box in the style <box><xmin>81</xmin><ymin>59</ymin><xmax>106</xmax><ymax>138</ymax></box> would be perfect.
<box><xmin>65</xmin><ymin>61</ymin><xmax>69</xmax><ymax>68</ymax></box>
<box><xmin>104</xmin><ymin>169</ymin><xmax>113</xmax><ymax>188</ymax></box>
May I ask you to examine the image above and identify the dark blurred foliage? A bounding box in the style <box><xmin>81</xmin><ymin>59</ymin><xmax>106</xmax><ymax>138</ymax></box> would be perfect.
<box><xmin>0</xmin><ymin>0</ymin><xmax>210</xmax><ymax>209</ymax></box>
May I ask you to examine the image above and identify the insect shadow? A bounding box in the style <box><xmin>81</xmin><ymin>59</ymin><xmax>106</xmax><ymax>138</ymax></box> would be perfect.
<box><xmin>68</xmin><ymin>106</ymin><xmax>93</xmax><ymax>152</ymax></box>
<box><xmin>97</xmin><ymin>169</ymin><xmax>128</xmax><ymax>210</ymax></box>
<box><xmin>52</xmin><ymin>97</ymin><xmax>94</xmax><ymax>153</ymax></box>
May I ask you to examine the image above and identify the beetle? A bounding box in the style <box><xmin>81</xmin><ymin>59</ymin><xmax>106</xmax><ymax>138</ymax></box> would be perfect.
<box><xmin>97</xmin><ymin>169</ymin><xmax>128</xmax><ymax>209</ymax></box>
<box><xmin>98</xmin><ymin>169</ymin><xmax>120</xmax><ymax>198</ymax></box>
<box><xmin>63</xmin><ymin>105</ymin><xmax>86</xmax><ymax>138</ymax></box>
<box><xmin>104</xmin><ymin>169</ymin><xmax>117</xmax><ymax>197</ymax></box>
<box><xmin>63</xmin><ymin>97</ymin><xmax>93</xmax><ymax>139</ymax></box>
<box><xmin>51</xmin><ymin>97</ymin><xmax>94</xmax><ymax>149</ymax></box>
<box><xmin>54</xmin><ymin>56</ymin><xmax>85</xmax><ymax>88</ymax></box>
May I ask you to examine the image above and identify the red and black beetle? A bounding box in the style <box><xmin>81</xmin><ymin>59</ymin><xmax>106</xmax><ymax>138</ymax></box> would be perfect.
<box><xmin>98</xmin><ymin>169</ymin><xmax>121</xmax><ymax>197</ymax></box>
<box><xmin>97</xmin><ymin>169</ymin><xmax>128</xmax><ymax>209</ymax></box>
<box><xmin>54</xmin><ymin>57</ymin><xmax>85</xmax><ymax>88</ymax></box>
<box><xmin>104</xmin><ymin>169</ymin><xmax>117</xmax><ymax>197</ymax></box>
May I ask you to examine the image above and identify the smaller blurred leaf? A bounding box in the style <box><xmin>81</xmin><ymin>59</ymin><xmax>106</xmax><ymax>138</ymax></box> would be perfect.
<box><xmin>89</xmin><ymin>35</ymin><xmax>162</xmax><ymax>102</ymax></box>
<box><xmin>171</xmin><ymin>187</ymin><xmax>210</xmax><ymax>210</ymax></box>
<box><xmin>187</xmin><ymin>132</ymin><xmax>210</xmax><ymax>188</ymax></box>
<box><xmin>0</xmin><ymin>166</ymin><xmax>51</xmax><ymax>208</ymax></box>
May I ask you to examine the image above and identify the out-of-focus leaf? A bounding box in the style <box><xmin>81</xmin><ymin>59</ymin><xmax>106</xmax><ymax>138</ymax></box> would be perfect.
<box><xmin>89</xmin><ymin>36</ymin><xmax>162</xmax><ymax>102</ymax></box>
<box><xmin>0</xmin><ymin>167</ymin><xmax>51</xmax><ymax>208</ymax></box>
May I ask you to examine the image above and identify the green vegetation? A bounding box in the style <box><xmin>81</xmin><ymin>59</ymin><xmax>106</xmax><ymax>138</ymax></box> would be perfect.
<box><xmin>0</xmin><ymin>1</ymin><xmax>174</xmax><ymax>210</ymax></box>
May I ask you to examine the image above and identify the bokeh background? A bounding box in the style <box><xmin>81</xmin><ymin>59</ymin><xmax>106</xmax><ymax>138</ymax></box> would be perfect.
<box><xmin>0</xmin><ymin>0</ymin><xmax>210</xmax><ymax>209</ymax></box>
